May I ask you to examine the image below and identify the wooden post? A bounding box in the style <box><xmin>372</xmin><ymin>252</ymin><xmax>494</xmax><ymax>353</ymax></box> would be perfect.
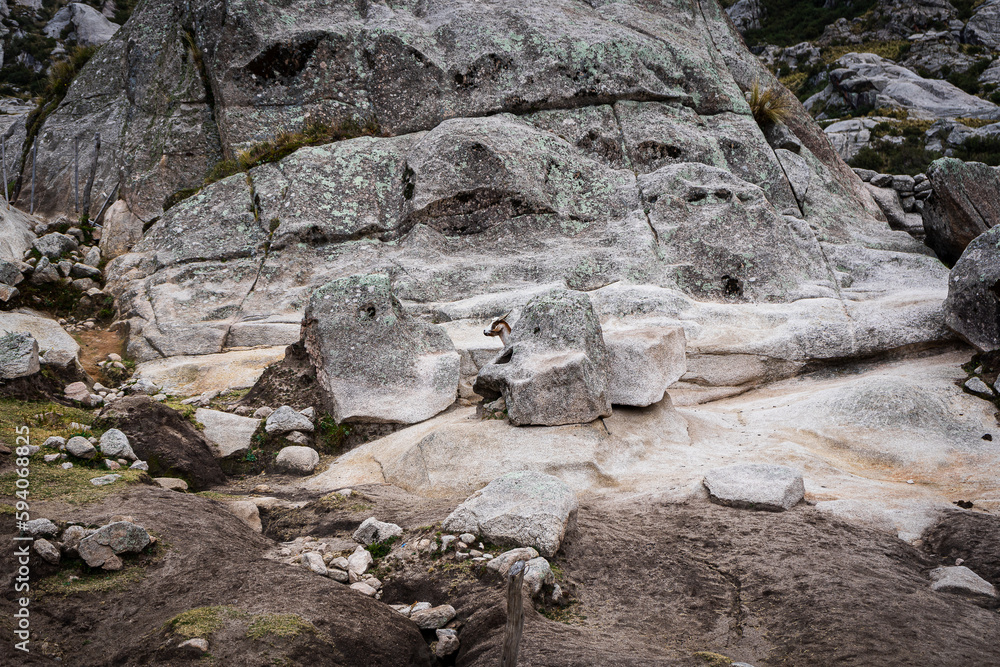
<box><xmin>29</xmin><ymin>139</ymin><xmax>36</xmax><ymax>214</ymax></box>
<box><xmin>81</xmin><ymin>133</ymin><xmax>100</xmax><ymax>221</ymax></box>
<box><xmin>74</xmin><ymin>135</ymin><xmax>79</xmax><ymax>213</ymax></box>
<box><xmin>500</xmin><ymin>560</ymin><xmax>527</xmax><ymax>667</ymax></box>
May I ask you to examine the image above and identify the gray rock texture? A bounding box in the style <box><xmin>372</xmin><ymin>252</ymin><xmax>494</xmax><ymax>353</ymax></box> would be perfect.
<box><xmin>44</xmin><ymin>2</ymin><xmax>119</xmax><ymax>46</ymax></box>
<box><xmin>965</xmin><ymin>0</ymin><xmax>1000</xmax><ymax>48</ymax></box>
<box><xmin>273</xmin><ymin>446</ymin><xmax>320</xmax><ymax>475</ymax></box>
<box><xmin>100</xmin><ymin>200</ymin><xmax>145</xmax><ymax>260</ymax></box>
<box><xmin>929</xmin><ymin>565</ymin><xmax>998</xmax><ymax>607</ymax></box>
<box><xmin>77</xmin><ymin>521</ymin><xmax>150</xmax><ymax>569</ymax></box>
<box><xmin>303</xmin><ymin>274</ymin><xmax>459</xmax><ymax>424</ymax></box>
<box><xmin>265</xmin><ymin>406</ymin><xmax>314</xmax><ymax>435</ymax></box>
<box><xmin>0</xmin><ymin>332</ymin><xmax>39</xmax><ymax>379</ymax></box>
<box><xmin>703</xmin><ymin>463</ymin><xmax>805</xmax><ymax>512</ymax></box>
<box><xmin>922</xmin><ymin>158</ymin><xmax>1000</xmax><ymax>266</ymax></box>
<box><xmin>66</xmin><ymin>436</ymin><xmax>97</xmax><ymax>460</ymax></box>
<box><xmin>0</xmin><ymin>311</ymin><xmax>80</xmax><ymax>368</ymax></box>
<box><xmin>352</xmin><ymin>517</ymin><xmax>404</xmax><ymax>546</ymax></box>
<box><xmin>604</xmin><ymin>326</ymin><xmax>685</xmax><ymax>407</ymax></box>
<box><xmin>442</xmin><ymin>471</ymin><xmax>578</xmax><ymax>557</ymax></box>
<box><xmin>475</xmin><ymin>289</ymin><xmax>611</xmax><ymax>426</ymax></box>
<box><xmin>944</xmin><ymin>225</ymin><xmax>1000</xmax><ymax>351</ymax></box>
<box><xmin>195</xmin><ymin>408</ymin><xmax>259</xmax><ymax>458</ymax></box>
<box><xmin>98</xmin><ymin>429</ymin><xmax>136</xmax><ymax>461</ymax></box>
<box><xmin>33</xmin><ymin>233</ymin><xmax>79</xmax><ymax>260</ymax></box>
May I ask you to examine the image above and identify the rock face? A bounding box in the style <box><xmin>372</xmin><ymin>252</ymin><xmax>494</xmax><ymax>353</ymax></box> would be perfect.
<box><xmin>944</xmin><ymin>225</ymin><xmax>1000</xmax><ymax>352</ymax></box>
<box><xmin>0</xmin><ymin>206</ymin><xmax>35</xmax><ymax>264</ymax></box>
<box><xmin>965</xmin><ymin>0</ymin><xmax>1000</xmax><ymax>48</ymax></box>
<box><xmin>99</xmin><ymin>200</ymin><xmax>145</xmax><ymax>260</ymax></box>
<box><xmin>98</xmin><ymin>429</ymin><xmax>136</xmax><ymax>461</ymax></box>
<box><xmin>922</xmin><ymin>159</ymin><xmax>1000</xmax><ymax>266</ymax></box>
<box><xmin>77</xmin><ymin>521</ymin><xmax>150</xmax><ymax>569</ymax></box>
<box><xmin>807</xmin><ymin>52</ymin><xmax>1000</xmax><ymax>120</ymax></box>
<box><xmin>91</xmin><ymin>0</ymin><xmax>951</xmax><ymax>410</ymax></box>
<box><xmin>0</xmin><ymin>332</ymin><xmax>39</xmax><ymax>379</ymax></box>
<box><xmin>352</xmin><ymin>518</ymin><xmax>404</xmax><ymax>546</ymax></box>
<box><xmin>604</xmin><ymin>326</ymin><xmax>686</xmax><ymax>407</ymax></box>
<box><xmin>726</xmin><ymin>0</ymin><xmax>764</xmax><ymax>32</ymax></box>
<box><xmin>442</xmin><ymin>470</ymin><xmax>578</xmax><ymax>557</ymax></box>
<box><xmin>96</xmin><ymin>396</ymin><xmax>225</xmax><ymax>490</ymax></box>
<box><xmin>703</xmin><ymin>463</ymin><xmax>805</xmax><ymax>512</ymax></box>
<box><xmin>302</xmin><ymin>275</ymin><xmax>459</xmax><ymax>424</ymax></box>
<box><xmin>475</xmin><ymin>289</ymin><xmax>611</xmax><ymax>426</ymax></box>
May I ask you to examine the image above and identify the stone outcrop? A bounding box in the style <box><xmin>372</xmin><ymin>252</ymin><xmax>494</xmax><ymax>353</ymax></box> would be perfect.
<box><xmin>922</xmin><ymin>159</ymin><xmax>1000</xmax><ymax>266</ymax></box>
<box><xmin>604</xmin><ymin>326</ymin><xmax>686</xmax><ymax>407</ymax></box>
<box><xmin>442</xmin><ymin>470</ymin><xmax>578</xmax><ymax>557</ymax></box>
<box><xmin>475</xmin><ymin>289</ymin><xmax>611</xmax><ymax>426</ymax></box>
<box><xmin>944</xmin><ymin>225</ymin><xmax>1000</xmax><ymax>352</ymax></box>
<box><xmin>43</xmin><ymin>3</ymin><xmax>119</xmax><ymax>47</ymax></box>
<box><xmin>965</xmin><ymin>0</ymin><xmax>1000</xmax><ymax>48</ymax></box>
<box><xmin>703</xmin><ymin>463</ymin><xmax>805</xmax><ymax>512</ymax></box>
<box><xmin>195</xmin><ymin>408</ymin><xmax>259</xmax><ymax>459</ymax></box>
<box><xmin>302</xmin><ymin>274</ymin><xmax>459</xmax><ymax>424</ymax></box>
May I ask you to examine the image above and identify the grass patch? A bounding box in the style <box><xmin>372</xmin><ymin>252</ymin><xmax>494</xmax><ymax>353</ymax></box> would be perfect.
<box><xmin>849</xmin><ymin>138</ymin><xmax>942</xmax><ymax>175</ymax></box>
<box><xmin>821</xmin><ymin>40</ymin><xmax>911</xmax><ymax>65</ymax></box>
<box><xmin>744</xmin><ymin>0</ymin><xmax>879</xmax><ymax>47</ymax></box>
<box><xmin>946</xmin><ymin>58</ymin><xmax>994</xmax><ymax>95</ymax></box>
<box><xmin>693</xmin><ymin>652</ymin><xmax>734</xmax><ymax>666</ymax></box>
<box><xmin>952</xmin><ymin>135</ymin><xmax>1000</xmax><ymax>166</ymax></box>
<box><xmin>203</xmin><ymin>119</ymin><xmax>379</xmax><ymax>187</ymax></box>
<box><xmin>870</xmin><ymin>119</ymin><xmax>934</xmax><ymax>139</ymax></box>
<box><xmin>166</xmin><ymin>606</ymin><xmax>243</xmax><ymax>638</ymax></box>
<box><xmin>747</xmin><ymin>79</ymin><xmax>793</xmax><ymax>126</ymax></box>
<box><xmin>365</xmin><ymin>535</ymin><xmax>400</xmax><ymax>561</ymax></box>
<box><xmin>956</xmin><ymin>117</ymin><xmax>997</xmax><ymax>128</ymax></box>
<box><xmin>245</xmin><ymin>613</ymin><xmax>315</xmax><ymax>640</ymax></box>
<box><xmin>778</xmin><ymin>71</ymin><xmax>808</xmax><ymax>95</ymax></box>
<box><xmin>33</xmin><ymin>538</ymin><xmax>166</xmax><ymax>597</ymax></box>
<box><xmin>0</xmin><ymin>464</ymin><xmax>146</xmax><ymax>505</ymax></box>
<box><xmin>315</xmin><ymin>415</ymin><xmax>350</xmax><ymax>455</ymax></box>
<box><xmin>0</xmin><ymin>399</ymin><xmax>101</xmax><ymax>446</ymax></box>
<box><xmin>538</xmin><ymin>600</ymin><xmax>588</xmax><ymax>625</ymax></box>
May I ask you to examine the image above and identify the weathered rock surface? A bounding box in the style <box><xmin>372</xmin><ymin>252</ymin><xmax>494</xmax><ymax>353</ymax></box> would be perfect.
<box><xmin>273</xmin><ymin>446</ymin><xmax>320</xmax><ymax>475</ymax></box>
<box><xmin>604</xmin><ymin>326</ymin><xmax>686</xmax><ymax>407</ymax></box>
<box><xmin>224</xmin><ymin>500</ymin><xmax>262</xmax><ymax>532</ymax></box>
<box><xmin>475</xmin><ymin>289</ymin><xmax>611</xmax><ymax>426</ymax></box>
<box><xmin>303</xmin><ymin>274</ymin><xmax>459</xmax><ymax>424</ymax></box>
<box><xmin>99</xmin><ymin>200</ymin><xmax>145</xmax><ymax>260</ymax></box>
<box><xmin>929</xmin><ymin>566</ymin><xmax>998</xmax><ymax>607</ymax></box>
<box><xmin>96</xmin><ymin>396</ymin><xmax>225</xmax><ymax>490</ymax></box>
<box><xmin>66</xmin><ymin>436</ymin><xmax>97</xmax><ymax>460</ymax></box>
<box><xmin>442</xmin><ymin>470</ymin><xmax>578</xmax><ymax>557</ymax></box>
<box><xmin>703</xmin><ymin>463</ymin><xmax>805</xmax><ymax>512</ymax></box>
<box><xmin>944</xmin><ymin>225</ymin><xmax>1000</xmax><ymax>351</ymax></box>
<box><xmin>352</xmin><ymin>517</ymin><xmax>404</xmax><ymax>546</ymax></box>
<box><xmin>43</xmin><ymin>2</ymin><xmax>119</xmax><ymax>46</ymax></box>
<box><xmin>98</xmin><ymin>428</ymin><xmax>136</xmax><ymax>461</ymax></box>
<box><xmin>0</xmin><ymin>205</ymin><xmax>34</xmax><ymax>265</ymax></box>
<box><xmin>265</xmin><ymin>405</ymin><xmax>314</xmax><ymax>435</ymax></box>
<box><xmin>77</xmin><ymin>521</ymin><xmax>151</xmax><ymax>569</ymax></box>
<box><xmin>33</xmin><ymin>232</ymin><xmax>78</xmax><ymax>260</ymax></box>
<box><xmin>0</xmin><ymin>332</ymin><xmax>39</xmax><ymax>379</ymax></box>
<box><xmin>195</xmin><ymin>408</ymin><xmax>259</xmax><ymax>459</ymax></box>
<box><xmin>922</xmin><ymin>159</ymin><xmax>1000</xmax><ymax>266</ymax></box>
<box><xmin>0</xmin><ymin>311</ymin><xmax>80</xmax><ymax>368</ymax></box>
<box><xmin>965</xmin><ymin>0</ymin><xmax>1000</xmax><ymax>48</ymax></box>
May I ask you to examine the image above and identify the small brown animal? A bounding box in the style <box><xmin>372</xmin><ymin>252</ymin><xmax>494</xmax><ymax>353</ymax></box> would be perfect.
<box><xmin>484</xmin><ymin>312</ymin><xmax>512</xmax><ymax>346</ymax></box>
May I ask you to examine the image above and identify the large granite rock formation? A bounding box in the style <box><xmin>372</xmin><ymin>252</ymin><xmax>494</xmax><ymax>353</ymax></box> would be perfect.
<box><xmin>944</xmin><ymin>225</ymin><xmax>1000</xmax><ymax>352</ymax></box>
<box><xmin>80</xmin><ymin>0</ymin><xmax>953</xmax><ymax>402</ymax></box>
<box><xmin>922</xmin><ymin>158</ymin><xmax>1000</xmax><ymax>266</ymax></box>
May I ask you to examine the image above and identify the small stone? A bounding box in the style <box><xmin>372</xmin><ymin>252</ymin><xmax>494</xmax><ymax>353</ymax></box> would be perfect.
<box><xmin>22</xmin><ymin>518</ymin><xmax>59</xmax><ymax>537</ymax></box>
<box><xmin>441</xmin><ymin>535</ymin><xmax>456</xmax><ymax>551</ymax></box>
<box><xmin>929</xmin><ymin>566</ymin><xmax>998</xmax><ymax>607</ymax></box>
<box><xmin>59</xmin><ymin>525</ymin><xmax>88</xmax><ymax>557</ymax></box>
<box><xmin>154</xmin><ymin>477</ymin><xmax>188</xmax><ymax>492</ymax></box>
<box><xmin>329</xmin><ymin>556</ymin><xmax>349</xmax><ymax>570</ymax></box>
<box><xmin>274</xmin><ymin>446</ymin><xmax>320</xmax><ymax>475</ymax></box>
<box><xmin>350</xmin><ymin>582</ymin><xmax>377</xmax><ymax>596</ymax></box>
<box><xmin>486</xmin><ymin>548</ymin><xmax>539</xmax><ymax>577</ymax></box>
<box><xmin>225</xmin><ymin>501</ymin><xmax>262</xmax><ymax>532</ymax></box>
<box><xmin>43</xmin><ymin>453</ymin><xmax>60</xmax><ymax>463</ymax></box>
<box><xmin>285</xmin><ymin>430</ymin><xmax>312</xmax><ymax>446</ymax></box>
<box><xmin>61</xmin><ymin>462</ymin><xmax>73</xmax><ymax>469</ymax></box>
<box><xmin>347</xmin><ymin>545</ymin><xmax>373</xmax><ymax>576</ymax></box>
<box><xmin>964</xmin><ymin>377</ymin><xmax>995</xmax><ymax>399</ymax></box>
<box><xmin>90</xmin><ymin>474</ymin><xmax>121</xmax><ymax>486</ymax></box>
<box><xmin>104</xmin><ymin>459</ymin><xmax>120</xmax><ymax>470</ymax></box>
<box><xmin>66</xmin><ymin>435</ymin><xmax>97</xmax><ymax>459</ymax></box>
<box><xmin>99</xmin><ymin>428</ymin><xmax>136</xmax><ymax>460</ymax></box>
<box><xmin>703</xmin><ymin>463</ymin><xmax>805</xmax><ymax>512</ymax></box>
<box><xmin>326</xmin><ymin>568</ymin><xmax>349</xmax><ymax>583</ymax></box>
<box><xmin>129</xmin><ymin>460</ymin><xmax>149</xmax><ymax>471</ymax></box>
<box><xmin>459</xmin><ymin>533</ymin><xmax>476</xmax><ymax>544</ymax></box>
<box><xmin>265</xmin><ymin>405</ymin><xmax>315</xmax><ymax>434</ymax></box>
<box><xmin>301</xmin><ymin>551</ymin><xmax>327</xmax><ymax>575</ymax></box>
<box><xmin>410</xmin><ymin>605</ymin><xmax>457</xmax><ymax>630</ymax></box>
<box><xmin>178</xmin><ymin>638</ymin><xmax>209</xmax><ymax>657</ymax></box>
<box><xmin>435</xmin><ymin>629</ymin><xmax>460</xmax><ymax>658</ymax></box>
<box><xmin>234</xmin><ymin>406</ymin><xmax>252</xmax><ymax>416</ymax></box>
<box><xmin>33</xmin><ymin>538</ymin><xmax>61</xmax><ymax>565</ymax></box>
<box><xmin>252</xmin><ymin>406</ymin><xmax>274</xmax><ymax>419</ymax></box>
<box><xmin>353</xmin><ymin>517</ymin><xmax>404</xmax><ymax>546</ymax></box>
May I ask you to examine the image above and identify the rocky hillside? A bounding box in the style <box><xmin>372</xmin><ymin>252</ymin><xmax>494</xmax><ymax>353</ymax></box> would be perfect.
<box><xmin>0</xmin><ymin>0</ymin><xmax>999</xmax><ymax>665</ymax></box>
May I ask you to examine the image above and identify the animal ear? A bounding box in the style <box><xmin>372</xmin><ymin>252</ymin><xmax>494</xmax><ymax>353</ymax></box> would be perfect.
<box><xmin>498</xmin><ymin>310</ymin><xmax>512</xmax><ymax>322</ymax></box>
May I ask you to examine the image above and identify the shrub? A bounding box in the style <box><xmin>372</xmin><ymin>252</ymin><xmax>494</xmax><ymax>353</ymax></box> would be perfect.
<box><xmin>848</xmin><ymin>137</ymin><xmax>942</xmax><ymax>175</ymax></box>
<box><xmin>743</xmin><ymin>0</ymin><xmax>879</xmax><ymax>47</ymax></box>
<box><xmin>747</xmin><ymin>79</ymin><xmax>794</xmax><ymax>126</ymax></box>
<box><xmin>952</xmin><ymin>136</ymin><xmax>1000</xmax><ymax>166</ymax></box>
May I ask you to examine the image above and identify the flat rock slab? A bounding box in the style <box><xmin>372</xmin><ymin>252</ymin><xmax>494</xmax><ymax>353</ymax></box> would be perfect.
<box><xmin>929</xmin><ymin>566</ymin><xmax>998</xmax><ymax>607</ymax></box>
<box><xmin>133</xmin><ymin>346</ymin><xmax>287</xmax><ymax>396</ymax></box>
<box><xmin>442</xmin><ymin>470</ymin><xmax>578</xmax><ymax>557</ymax></box>
<box><xmin>703</xmin><ymin>463</ymin><xmax>805</xmax><ymax>512</ymax></box>
<box><xmin>195</xmin><ymin>408</ymin><xmax>260</xmax><ymax>458</ymax></box>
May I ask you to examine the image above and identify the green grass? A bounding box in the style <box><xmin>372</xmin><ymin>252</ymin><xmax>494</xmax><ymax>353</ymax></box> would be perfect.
<box><xmin>315</xmin><ymin>415</ymin><xmax>350</xmax><ymax>455</ymax></box>
<box><xmin>166</xmin><ymin>606</ymin><xmax>242</xmax><ymax>638</ymax></box>
<box><xmin>365</xmin><ymin>536</ymin><xmax>400</xmax><ymax>560</ymax></box>
<box><xmin>245</xmin><ymin>613</ymin><xmax>315</xmax><ymax>640</ymax></box>
<box><xmin>747</xmin><ymin>79</ymin><xmax>793</xmax><ymax>126</ymax></box>
<box><xmin>0</xmin><ymin>399</ymin><xmax>102</xmax><ymax>446</ymax></box>
<box><xmin>744</xmin><ymin>0</ymin><xmax>879</xmax><ymax>47</ymax></box>
<box><xmin>33</xmin><ymin>538</ymin><xmax>166</xmax><ymax>597</ymax></box>
<box><xmin>849</xmin><ymin>137</ymin><xmax>942</xmax><ymax>175</ymax></box>
<box><xmin>0</xmin><ymin>464</ymin><xmax>146</xmax><ymax>505</ymax></box>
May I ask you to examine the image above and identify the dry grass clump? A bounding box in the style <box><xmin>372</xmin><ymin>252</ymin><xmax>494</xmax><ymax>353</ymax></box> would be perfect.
<box><xmin>748</xmin><ymin>79</ymin><xmax>794</xmax><ymax>126</ymax></box>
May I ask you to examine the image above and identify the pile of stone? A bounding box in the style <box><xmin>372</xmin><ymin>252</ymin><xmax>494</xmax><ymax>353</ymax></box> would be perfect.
<box><xmin>853</xmin><ymin>168</ymin><xmax>931</xmax><ymax>238</ymax></box>
<box><xmin>266</xmin><ymin>535</ymin><xmax>384</xmax><ymax>595</ymax></box>
<box><xmin>41</xmin><ymin>428</ymin><xmax>146</xmax><ymax>476</ymax></box>
<box><xmin>12</xmin><ymin>230</ymin><xmax>108</xmax><ymax>301</ymax></box>
<box><xmin>22</xmin><ymin>517</ymin><xmax>154</xmax><ymax>571</ymax></box>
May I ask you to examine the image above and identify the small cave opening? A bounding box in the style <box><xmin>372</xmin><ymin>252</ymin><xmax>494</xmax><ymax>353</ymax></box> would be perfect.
<box><xmin>722</xmin><ymin>274</ymin><xmax>743</xmax><ymax>297</ymax></box>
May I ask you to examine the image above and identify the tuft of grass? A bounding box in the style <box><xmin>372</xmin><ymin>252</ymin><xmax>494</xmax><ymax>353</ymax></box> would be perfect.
<box><xmin>0</xmin><ymin>399</ymin><xmax>101</xmax><ymax>446</ymax></box>
<box><xmin>365</xmin><ymin>536</ymin><xmax>400</xmax><ymax>561</ymax></box>
<box><xmin>0</xmin><ymin>465</ymin><xmax>147</xmax><ymax>505</ymax></box>
<box><xmin>245</xmin><ymin>613</ymin><xmax>315</xmax><ymax>640</ymax></box>
<box><xmin>821</xmin><ymin>40</ymin><xmax>911</xmax><ymax>65</ymax></box>
<box><xmin>203</xmin><ymin>118</ymin><xmax>379</xmax><ymax>187</ymax></box>
<box><xmin>693</xmin><ymin>652</ymin><xmax>734</xmax><ymax>666</ymax></box>
<box><xmin>952</xmin><ymin>135</ymin><xmax>1000</xmax><ymax>166</ymax></box>
<box><xmin>955</xmin><ymin>117</ymin><xmax>996</xmax><ymax>129</ymax></box>
<box><xmin>165</xmin><ymin>606</ymin><xmax>242</xmax><ymax>638</ymax></box>
<box><xmin>747</xmin><ymin>79</ymin><xmax>794</xmax><ymax>126</ymax></box>
<box><xmin>315</xmin><ymin>414</ymin><xmax>350</xmax><ymax>455</ymax></box>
